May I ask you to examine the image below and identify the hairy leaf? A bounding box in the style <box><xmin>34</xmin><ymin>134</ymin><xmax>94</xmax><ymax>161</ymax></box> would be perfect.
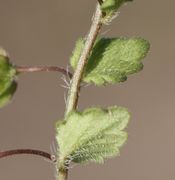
<box><xmin>70</xmin><ymin>37</ymin><xmax>150</xmax><ymax>86</ymax></box>
<box><xmin>0</xmin><ymin>48</ymin><xmax>17</xmax><ymax>107</ymax></box>
<box><xmin>100</xmin><ymin>0</ymin><xmax>133</xmax><ymax>24</ymax></box>
<box><xmin>56</xmin><ymin>106</ymin><xmax>130</xmax><ymax>165</ymax></box>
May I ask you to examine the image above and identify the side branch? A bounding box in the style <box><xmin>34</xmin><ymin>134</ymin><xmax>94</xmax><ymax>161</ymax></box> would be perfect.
<box><xmin>16</xmin><ymin>66</ymin><xmax>72</xmax><ymax>78</ymax></box>
<box><xmin>0</xmin><ymin>149</ymin><xmax>56</xmax><ymax>162</ymax></box>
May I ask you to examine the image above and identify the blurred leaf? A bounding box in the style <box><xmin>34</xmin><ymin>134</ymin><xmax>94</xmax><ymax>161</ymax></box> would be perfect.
<box><xmin>0</xmin><ymin>82</ymin><xmax>17</xmax><ymax>108</ymax></box>
<box><xmin>70</xmin><ymin>37</ymin><xmax>150</xmax><ymax>86</ymax></box>
<box><xmin>56</xmin><ymin>106</ymin><xmax>130</xmax><ymax>166</ymax></box>
<box><xmin>0</xmin><ymin>48</ymin><xmax>17</xmax><ymax>108</ymax></box>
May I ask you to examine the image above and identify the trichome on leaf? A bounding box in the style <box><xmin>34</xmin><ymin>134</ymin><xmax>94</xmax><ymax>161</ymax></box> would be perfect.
<box><xmin>0</xmin><ymin>1</ymin><xmax>150</xmax><ymax>180</ymax></box>
<box><xmin>56</xmin><ymin>106</ymin><xmax>130</xmax><ymax>167</ymax></box>
<box><xmin>71</xmin><ymin>37</ymin><xmax>150</xmax><ymax>86</ymax></box>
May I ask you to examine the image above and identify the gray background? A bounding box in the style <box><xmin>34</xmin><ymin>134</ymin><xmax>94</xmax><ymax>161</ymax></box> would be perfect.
<box><xmin>0</xmin><ymin>0</ymin><xmax>174</xmax><ymax>179</ymax></box>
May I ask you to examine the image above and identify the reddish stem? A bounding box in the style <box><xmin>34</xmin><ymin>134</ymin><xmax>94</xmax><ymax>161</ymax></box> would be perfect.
<box><xmin>16</xmin><ymin>66</ymin><xmax>72</xmax><ymax>78</ymax></box>
<box><xmin>0</xmin><ymin>149</ymin><xmax>56</xmax><ymax>162</ymax></box>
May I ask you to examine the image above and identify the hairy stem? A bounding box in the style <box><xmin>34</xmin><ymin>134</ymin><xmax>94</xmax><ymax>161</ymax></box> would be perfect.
<box><xmin>58</xmin><ymin>3</ymin><xmax>103</xmax><ymax>180</ymax></box>
<box><xmin>0</xmin><ymin>149</ymin><xmax>56</xmax><ymax>162</ymax></box>
<box><xmin>16</xmin><ymin>66</ymin><xmax>72</xmax><ymax>78</ymax></box>
<box><xmin>65</xmin><ymin>3</ymin><xmax>103</xmax><ymax>115</ymax></box>
<box><xmin>58</xmin><ymin>168</ymin><xmax>68</xmax><ymax>180</ymax></box>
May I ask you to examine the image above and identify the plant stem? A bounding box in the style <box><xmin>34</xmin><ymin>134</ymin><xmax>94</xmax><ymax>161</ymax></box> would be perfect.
<box><xmin>0</xmin><ymin>149</ymin><xmax>56</xmax><ymax>162</ymax></box>
<box><xmin>58</xmin><ymin>168</ymin><xmax>68</xmax><ymax>180</ymax></box>
<box><xmin>65</xmin><ymin>3</ymin><xmax>103</xmax><ymax>116</ymax></box>
<box><xmin>58</xmin><ymin>3</ymin><xmax>103</xmax><ymax>180</ymax></box>
<box><xmin>16</xmin><ymin>66</ymin><xmax>72</xmax><ymax>78</ymax></box>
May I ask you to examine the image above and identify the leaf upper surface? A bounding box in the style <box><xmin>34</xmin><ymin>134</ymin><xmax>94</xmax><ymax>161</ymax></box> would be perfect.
<box><xmin>70</xmin><ymin>37</ymin><xmax>150</xmax><ymax>86</ymax></box>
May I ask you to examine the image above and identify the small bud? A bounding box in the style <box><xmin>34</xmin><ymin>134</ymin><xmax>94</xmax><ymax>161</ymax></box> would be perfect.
<box><xmin>100</xmin><ymin>0</ymin><xmax>133</xmax><ymax>24</ymax></box>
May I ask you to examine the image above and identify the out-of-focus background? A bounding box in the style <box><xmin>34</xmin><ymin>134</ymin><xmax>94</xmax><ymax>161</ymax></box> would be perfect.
<box><xmin>0</xmin><ymin>0</ymin><xmax>174</xmax><ymax>179</ymax></box>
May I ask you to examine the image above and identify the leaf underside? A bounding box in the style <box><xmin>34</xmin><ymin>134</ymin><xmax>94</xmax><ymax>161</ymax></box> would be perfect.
<box><xmin>70</xmin><ymin>37</ymin><xmax>150</xmax><ymax>86</ymax></box>
<box><xmin>56</xmin><ymin>106</ymin><xmax>130</xmax><ymax>165</ymax></box>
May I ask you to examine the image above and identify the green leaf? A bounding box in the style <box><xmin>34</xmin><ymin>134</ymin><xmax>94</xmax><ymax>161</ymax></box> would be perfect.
<box><xmin>100</xmin><ymin>0</ymin><xmax>133</xmax><ymax>24</ymax></box>
<box><xmin>70</xmin><ymin>37</ymin><xmax>150</xmax><ymax>86</ymax></box>
<box><xmin>0</xmin><ymin>48</ymin><xmax>17</xmax><ymax>108</ymax></box>
<box><xmin>56</xmin><ymin>106</ymin><xmax>130</xmax><ymax>166</ymax></box>
<box><xmin>0</xmin><ymin>82</ymin><xmax>17</xmax><ymax>108</ymax></box>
